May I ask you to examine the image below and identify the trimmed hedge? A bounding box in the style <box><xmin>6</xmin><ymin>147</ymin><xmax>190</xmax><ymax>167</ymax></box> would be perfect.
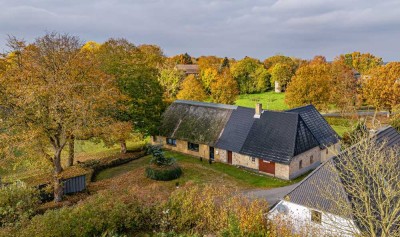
<box><xmin>145</xmin><ymin>165</ymin><xmax>182</xmax><ymax>181</ymax></box>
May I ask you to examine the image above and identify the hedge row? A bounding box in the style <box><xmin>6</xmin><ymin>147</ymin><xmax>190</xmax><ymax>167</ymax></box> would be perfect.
<box><xmin>145</xmin><ymin>165</ymin><xmax>182</xmax><ymax>181</ymax></box>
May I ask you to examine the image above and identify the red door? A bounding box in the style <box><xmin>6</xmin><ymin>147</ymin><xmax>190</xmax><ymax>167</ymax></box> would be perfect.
<box><xmin>228</xmin><ymin>151</ymin><xmax>232</xmax><ymax>164</ymax></box>
<box><xmin>259</xmin><ymin>160</ymin><xmax>275</xmax><ymax>175</ymax></box>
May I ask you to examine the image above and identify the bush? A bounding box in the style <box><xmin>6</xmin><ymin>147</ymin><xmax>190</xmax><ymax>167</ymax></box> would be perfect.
<box><xmin>161</xmin><ymin>185</ymin><xmax>270</xmax><ymax>236</ymax></box>
<box><xmin>19</xmin><ymin>192</ymin><xmax>156</xmax><ymax>237</ymax></box>
<box><xmin>0</xmin><ymin>181</ymin><xmax>40</xmax><ymax>227</ymax></box>
<box><xmin>146</xmin><ymin>165</ymin><xmax>182</xmax><ymax>181</ymax></box>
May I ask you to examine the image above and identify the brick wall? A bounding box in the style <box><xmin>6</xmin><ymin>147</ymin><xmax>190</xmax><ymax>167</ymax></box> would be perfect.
<box><xmin>154</xmin><ymin>136</ymin><xmax>210</xmax><ymax>159</ymax></box>
<box><xmin>321</xmin><ymin>142</ymin><xmax>341</xmax><ymax>162</ymax></box>
<box><xmin>289</xmin><ymin>146</ymin><xmax>321</xmax><ymax>179</ymax></box>
<box><xmin>232</xmin><ymin>152</ymin><xmax>259</xmax><ymax>170</ymax></box>
<box><xmin>275</xmin><ymin>163</ymin><xmax>290</xmax><ymax>180</ymax></box>
<box><xmin>216</xmin><ymin>149</ymin><xmax>227</xmax><ymax>163</ymax></box>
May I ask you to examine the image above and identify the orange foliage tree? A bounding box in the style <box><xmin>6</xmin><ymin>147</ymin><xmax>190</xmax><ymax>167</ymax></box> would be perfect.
<box><xmin>176</xmin><ymin>75</ymin><xmax>207</xmax><ymax>102</ymax></box>
<box><xmin>0</xmin><ymin>33</ymin><xmax>126</xmax><ymax>202</ymax></box>
<box><xmin>210</xmin><ymin>69</ymin><xmax>239</xmax><ymax>104</ymax></box>
<box><xmin>363</xmin><ymin>62</ymin><xmax>400</xmax><ymax>112</ymax></box>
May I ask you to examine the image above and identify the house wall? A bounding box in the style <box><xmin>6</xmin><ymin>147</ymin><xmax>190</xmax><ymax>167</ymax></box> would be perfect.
<box><xmin>288</xmin><ymin>146</ymin><xmax>321</xmax><ymax>179</ymax></box>
<box><xmin>215</xmin><ymin>149</ymin><xmax>227</xmax><ymax>163</ymax></box>
<box><xmin>275</xmin><ymin>163</ymin><xmax>290</xmax><ymax>180</ymax></box>
<box><xmin>232</xmin><ymin>152</ymin><xmax>259</xmax><ymax>170</ymax></box>
<box><xmin>154</xmin><ymin>136</ymin><xmax>210</xmax><ymax>160</ymax></box>
<box><xmin>269</xmin><ymin>200</ymin><xmax>358</xmax><ymax>237</ymax></box>
<box><xmin>321</xmin><ymin>142</ymin><xmax>341</xmax><ymax>162</ymax></box>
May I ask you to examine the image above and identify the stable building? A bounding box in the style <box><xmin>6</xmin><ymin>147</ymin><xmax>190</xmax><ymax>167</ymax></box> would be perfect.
<box><xmin>153</xmin><ymin>100</ymin><xmax>340</xmax><ymax>180</ymax></box>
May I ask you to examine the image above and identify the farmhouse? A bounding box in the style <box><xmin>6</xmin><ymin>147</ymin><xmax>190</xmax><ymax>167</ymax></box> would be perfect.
<box><xmin>270</xmin><ymin>126</ymin><xmax>400</xmax><ymax>236</ymax></box>
<box><xmin>153</xmin><ymin>100</ymin><xmax>340</xmax><ymax>180</ymax></box>
<box><xmin>175</xmin><ymin>64</ymin><xmax>200</xmax><ymax>76</ymax></box>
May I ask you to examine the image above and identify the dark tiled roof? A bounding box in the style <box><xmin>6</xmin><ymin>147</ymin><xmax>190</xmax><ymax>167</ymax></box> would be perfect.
<box><xmin>285</xmin><ymin>126</ymin><xmax>400</xmax><ymax>217</ymax></box>
<box><xmin>158</xmin><ymin>100</ymin><xmax>233</xmax><ymax>146</ymax></box>
<box><xmin>375</xmin><ymin>126</ymin><xmax>400</xmax><ymax>147</ymax></box>
<box><xmin>239</xmin><ymin>111</ymin><xmax>319</xmax><ymax>164</ymax></box>
<box><xmin>216</xmin><ymin>107</ymin><xmax>255</xmax><ymax>152</ymax></box>
<box><xmin>285</xmin><ymin>159</ymin><xmax>349</xmax><ymax>217</ymax></box>
<box><xmin>287</xmin><ymin>105</ymin><xmax>339</xmax><ymax>147</ymax></box>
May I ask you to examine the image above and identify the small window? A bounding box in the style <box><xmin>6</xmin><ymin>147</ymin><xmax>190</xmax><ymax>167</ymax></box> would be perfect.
<box><xmin>310</xmin><ymin>155</ymin><xmax>314</xmax><ymax>164</ymax></box>
<box><xmin>166</xmin><ymin>138</ymin><xmax>176</xmax><ymax>146</ymax></box>
<box><xmin>326</xmin><ymin>149</ymin><xmax>329</xmax><ymax>154</ymax></box>
<box><xmin>152</xmin><ymin>136</ymin><xmax>157</xmax><ymax>142</ymax></box>
<box><xmin>252</xmin><ymin>157</ymin><xmax>255</xmax><ymax>162</ymax></box>
<box><xmin>188</xmin><ymin>142</ymin><xmax>199</xmax><ymax>152</ymax></box>
<box><xmin>299</xmin><ymin>160</ymin><xmax>303</xmax><ymax>169</ymax></box>
<box><xmin>311</xmin><ymin>210</ymin><xmax>322</xmax><ymax>224</ymax></box>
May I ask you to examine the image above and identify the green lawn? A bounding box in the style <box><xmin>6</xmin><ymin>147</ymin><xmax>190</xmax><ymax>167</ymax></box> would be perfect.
<box><xmin>95</xmin><ymin>151</ymin><xmax>303</xmax><ymax>189</ymax></box>
<box><xmin>235</xmin><ymin>91</ymin><xmax>288</xmax><ymax>111</ymax></box>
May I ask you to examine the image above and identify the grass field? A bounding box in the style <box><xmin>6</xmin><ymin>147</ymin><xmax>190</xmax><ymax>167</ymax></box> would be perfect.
<box><xmin>235</xmin><ymin>91</ymin><xmax>288</xmax><ymax>111</ymax></box>
<box><xmin>95</xmin><ymin>151</ymin><xmax>306</xmax><ymax>190</ymax></box>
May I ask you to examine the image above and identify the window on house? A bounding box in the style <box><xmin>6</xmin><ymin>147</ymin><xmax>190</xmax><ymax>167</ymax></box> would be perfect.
<box><xmin>310</xmin><ymin>155</ymin><xmax>314</xmax><ymax>164</ymax></box>
<box><xmin>299</xmin><ymin>160</ymin><xmax>303</xmax><ymax>169</ymax></box>
<box><xmin>326</xmin><ymin>149</ymin><xmax>329</xmax><ymax>154</ymax></box>
<box><xmin>311</xmin><ymin>210</ymin><xmax>322</xmax><ymax>224</ymax></box>
<box><xmin>188</xmin><ymin>142</ymin><xmax>199</xmax><ymax>152</ymax></box>
<box><xmin>166</xmin><ymin>138</ymin><xmax>176</xmax><ymax>146</ymax></box>
<box><xmin>252</xmin><ymin>157</ymin><xmax>255</xmax><ymax>162</ymax></box>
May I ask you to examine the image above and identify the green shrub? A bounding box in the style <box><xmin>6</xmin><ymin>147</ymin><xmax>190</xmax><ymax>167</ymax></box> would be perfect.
<box><xmin>146</xmin><ymin>165</ymin><xmax>182</xmax><ymax>181</ymax></box>
<box><xmin>0</xmin><ymin>181</ymin><xmax>40</xmax><ymax>227</ymax></box>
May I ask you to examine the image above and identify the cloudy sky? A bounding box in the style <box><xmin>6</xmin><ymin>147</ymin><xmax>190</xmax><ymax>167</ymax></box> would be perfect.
<box><xmin>1</xmin><ymin>0</ymin><xmax>399</xmax><ymax>61</ymax></box>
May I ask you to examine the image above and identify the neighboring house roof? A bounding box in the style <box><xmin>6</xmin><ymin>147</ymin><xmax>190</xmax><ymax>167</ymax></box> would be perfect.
<box><xmin>175</xmin><ymin>64</ymin><xmax>200</xmax><ymax>74</ymax></box>
<box><xmin>158</xmin><ymin>100</ymin><xmax>234</xmax><ymax>146</ymax></box>
<box><xmin>216</xmin><ymin>107</ymin><xmax>255</xmax><ymax>152</ymax></box>
<box><xmin>239</xmin><ymin>111</ymin><xmax>319</xmax><ymax>164</ymax></box>
<box><xmin>285</xmin><ymin>126</ymin><xmax>400</xmax><ymax>217</ymax></box>
<box><xmin>287</xmin><ymin>105</ymin><xmax>339</xmax><ymax>147</ymax></box>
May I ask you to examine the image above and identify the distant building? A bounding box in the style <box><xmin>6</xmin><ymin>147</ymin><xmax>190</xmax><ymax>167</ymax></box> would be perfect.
<box><xmin>175</xmin><ymin>64</ymin><xmax>200</xmax><ymax>76</ymax></box>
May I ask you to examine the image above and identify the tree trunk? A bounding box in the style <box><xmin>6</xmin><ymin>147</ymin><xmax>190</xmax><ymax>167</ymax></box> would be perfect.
<box><xmin>53</xmin><ymin>149</ymin><xmax>64</xmax><ymax>202</ymax></box>
<box><xmin>120</xmin><ymin>140</ymin><xmax>127</xmax><ymax>154</ymax></box>
<box><xmin>67</xmin><ymin>135</ymin><xmax>75</xmax><ymax>167</ymax></box>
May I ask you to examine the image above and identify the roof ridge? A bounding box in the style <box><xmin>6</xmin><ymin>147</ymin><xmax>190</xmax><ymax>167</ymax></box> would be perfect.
<box><xmin>174</xmin><ymin>100</ymin><xmax>238</xmax><ymax>110</ymax></box>
<box><xmin>286</xmin><ymin>104</ymin><xmax>313</xmax><ymax>112</ymax></box>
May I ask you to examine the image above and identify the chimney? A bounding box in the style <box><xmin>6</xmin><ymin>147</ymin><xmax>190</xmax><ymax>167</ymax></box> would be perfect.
<box><xmin>254</xmin><ymin>103</ymin><xmax>262</xmax><ymax>118</ymax></box>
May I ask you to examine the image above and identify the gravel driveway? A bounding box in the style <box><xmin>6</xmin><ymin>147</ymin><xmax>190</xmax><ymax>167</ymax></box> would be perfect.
<box><xmin>245</xmin><ymin>183</ymin><xmax>299</xmax><ymax>207</ymax></box>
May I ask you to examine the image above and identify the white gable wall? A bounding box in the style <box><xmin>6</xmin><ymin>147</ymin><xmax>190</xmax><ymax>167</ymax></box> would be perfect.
<box><xmin>269</xmin><ymin>200</ymin><xmax>358</xmax><ymax>237</ymax></box>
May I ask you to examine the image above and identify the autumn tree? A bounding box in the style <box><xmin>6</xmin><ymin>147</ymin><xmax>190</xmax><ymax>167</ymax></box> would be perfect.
<box><xmin>285</xmin><ymin>59</ymin><xmax>332</xmax><ymax>111</ymax></box>
<box><xmin>158</xmin><ymin>68</ymin><xmax>185</xmax><ymax>100</ymax></box>
<box><xmin>338</xmin><ymin>51</ymin><xmax>383</xmax><ymax>74</ymax></box>
<box><xmin>219</xmin><ymin>57</ymin><xmax>230</xmax><ymax>71</ymax></box>
<box><xmin>210</xmin><ymin>69</ymin><xmax>239</xmax><ymax>104</ymax></box>
<box><xmin>319</xmin><ymin>134</ymin><xmax>400</xmax><ymax>237</ymax></box>
<box><xmin>176</xmin><ymin>75</ymin><xmax>207</xmax><ymax>101</ymax></box>
<box><xmin>97</xmin><ymin>39</ymin><xmax>164</xmax><ymax>152</ymax></box>
<box><xmin>330</xmin><ymin>60</ymin><xmax>358</xmax><ymax>113</ymax></box>
<box><xmin>197</xmin><ymin>56</ymin><xmax>221</xmax><ymax>71</ymax></box>
<box><xmin>362</xmin><ymin>62</ymin><xmax>400</xmax><ymax>114</ymax></box>
<box><xmin>269</xmin><ymin>63</ymin><xmax>294</xmax><ymax>92</ymax></box>
<box><xmin>138</xmin><ymin>44</ymin><xmax>165</xmax><ymax>69</ymax></box>
<box><xmin>200</xmin><ymin>68</ymin><xmax>218</xmax><ymax>94</ymax></box>
<box><xmin>230</xmin><ymin>57</ymin><xmax>270</xmax><ymax>94</ymax></box>
<box><xmin>170</xmin><ymin>53</ymin><xmax>193</xmax><ymax>65</ymax></box>
<box><xmin>0</xmin><ymin>33</ymin><xmax>125</xmax><ymax>202</ymax></box>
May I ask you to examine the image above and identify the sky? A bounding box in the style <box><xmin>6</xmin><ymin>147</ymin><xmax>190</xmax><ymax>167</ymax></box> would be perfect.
<box><xmin>1</xmin><ymin>0</ymin><xmax>400</xmax><ymax>61</ymax></box>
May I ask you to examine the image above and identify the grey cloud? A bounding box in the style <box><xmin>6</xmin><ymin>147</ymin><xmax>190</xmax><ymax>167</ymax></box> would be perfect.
<box><xmin>0</xmin><ymin>0</ymin><xmax>399</xmax><ymax>61</ymax></box>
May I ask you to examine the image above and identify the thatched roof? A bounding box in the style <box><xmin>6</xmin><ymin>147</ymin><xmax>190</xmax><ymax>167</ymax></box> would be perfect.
<box><xmin>159</xmin><ymin>100</ymin><xmax>235</xmax><ymax>146</ymax></box>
